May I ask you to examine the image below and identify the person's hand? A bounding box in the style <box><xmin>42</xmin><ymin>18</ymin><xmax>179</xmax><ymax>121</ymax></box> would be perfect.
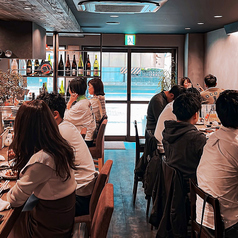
<box><xmin>70</xmin><ymin>92</ymin><xmax>78</xmax><ymax>102</ymax></box>
<box><xmin>67</xmin><ymin>92</ymin><xmax>78</xmax><ymax>109</ymax></box>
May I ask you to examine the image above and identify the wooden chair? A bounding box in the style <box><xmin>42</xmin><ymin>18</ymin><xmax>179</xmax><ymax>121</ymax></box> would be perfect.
<box><xmin>90</xmin><ymin>183</ymin><xmax>114</xmax><ymax>238</ymax></box>
<box><xmin>132</xmin><ymin>120</ymin><xmax>151</xmax><ymax>215</ymax></box>
<box><xmin>190</xmin><ymin>179</ymin><xmax>224</xmax><ymax>238</ymax></box>
<box><xmin>74</xmin><ymin>160</ymin><xmax>113</xmax><ymax>236</ymax></box>
<box><xmin>89</xmin><ymin>119</ymin><xmax>107</xmax><ymax>172</ymax></box>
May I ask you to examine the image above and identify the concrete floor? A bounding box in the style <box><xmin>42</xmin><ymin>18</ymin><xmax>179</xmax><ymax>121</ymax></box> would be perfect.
<box><xmin>105</xmin><ymin>142</ymin><xmax>157</xmax><ymax>238</ymax></box>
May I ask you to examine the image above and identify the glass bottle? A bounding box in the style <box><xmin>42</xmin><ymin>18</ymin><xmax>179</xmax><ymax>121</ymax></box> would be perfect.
<box><xmin>58</xmin><ymin>55</ymin><xmax>64</xmax><ymax>76</ymax></box>
<box><xmin>66</xmin><ymin>80</ymin><xmax>71</xmax><ymax>97</ymax></box>
<box><xmin>11</xmin><ymin>59</ymin><xmax>18</xmax><ymax>75</ymax></box>
<box><xmin>59</xmin><ymin>80</ymin><xmax>65</xmax><ymax>96</ymax></box>
<box><xmin>85</xmin><ymin>54</ymin><xmax>91</xmax><ymax>76</ymax></box>
<box><xmin>48</xmin><ymin>54</ymin><xmax>52</xmax><ymax>76</ymax></box>
<box><xmin>78</xmin><ymin>54</ymin><xmax>84</xmax><ymax>76</ymax></box>
<box><xmin>65</xmin><ymin>54</ymin><xmax>71</xmax><ymax>76</ymax></box>
<box><xmin>19</xmin><ymin>59</ymin><xmax>26</xmax><ymax>76</ymax></box>
<box><xmin>72</xmin><ymin>54</ymin><xmax>77</xmax><ymax>76</ymax></box>
<box><xmin>26</xmin><ymin>59</ymin><xmax>32</xmax><ymax>76</ymax></box>
<box><xmin>93</xmin><ymin>55</ymin><xmax>99</xmax><ymax>77</ymax></box>
<box><xmin>34</xmin><ymin>59</ymin><xmax>39</xmax><ymax>76</ymax></box>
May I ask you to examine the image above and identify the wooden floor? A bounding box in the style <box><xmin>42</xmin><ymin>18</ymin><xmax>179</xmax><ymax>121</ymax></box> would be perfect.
<box><xmin>105</xmin><ymin>142</ymin><xmax>157</xmax><ymax>238</ymax></box>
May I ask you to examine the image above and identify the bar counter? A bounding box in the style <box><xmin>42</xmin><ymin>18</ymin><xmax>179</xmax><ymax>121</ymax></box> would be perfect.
<box><xmin>0</xmin><ymin>147</ymin><xmax>22</xmax><ymax>238</ymax></box>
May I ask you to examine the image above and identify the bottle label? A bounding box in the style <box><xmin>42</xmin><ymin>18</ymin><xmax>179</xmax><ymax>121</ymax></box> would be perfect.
<box><xmin>27</xmin><ymin>68</ymin><xmax>32</xmax><ymax>74</ymax></box>
<box><xmin>65</xmin><ymin>68</ymin><xmax>70</xmax><ymax>76</ymax></box>
<box><xmin>87</xmin><ymin>70</ymin><xmax>91</xmax><ymax>76</ymax></box>
<box><xmin>72</xmin><ymin>69</ymin><xmax>76</xmax><ymax>76</ymax></box>
<box><xmin>78</xmin><ymin>68</ymin><xmax>83</xmax><ymax>76</ymax></box>
<box><xmin>94</xmin><ymin>68</ymin><xmax>98</xmax><ymax>76</ymax></box>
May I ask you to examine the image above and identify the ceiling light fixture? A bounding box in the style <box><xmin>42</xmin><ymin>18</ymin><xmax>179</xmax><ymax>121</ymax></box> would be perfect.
<box><xmin>77</xmin><ymin>0</ymin><xmax>168</xmax><ymax>14</ymax></box>
<box><xmin>185</xmin><ymin>27</ymin><xmax>190</xmax><ymax>30</ymax></box>
<box><xmin>214</xmin><ymin>15</ymin><xmax>222</xmax><ymax>18</ymax></box>
<box><xmin>110</xmin><ymin>15</ymin><xmax>119</xmax><ymax>18</ymax></box>
<box><xmin>197</xmin><ymin>22</ymin><xmax>204</xmax><ymax>25</ymax></box>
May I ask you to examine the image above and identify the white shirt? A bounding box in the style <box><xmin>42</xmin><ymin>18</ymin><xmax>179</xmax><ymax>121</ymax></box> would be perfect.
<box><xmin>59</xmin><ymin>120</ymin><xmax>96</xmax><ymax>196</ymax></box>
<box><xmin>154</xmin><ymin>101</ymin><xmax>176</xmax><ymax>152</ymax></box>
<box><xmin>196</xmin><ymin>126</ymin><xmax>238</xmax><ymax>229</ymax></box>
<box><xmin>7</xmin><ymin>150</ymin><xmax>77</xmax><ymax>207</ymax></box>
<box><xmin>64</xmin><ymin>98</ymin><xmax>96</xmax><ymax>141</ymax></box>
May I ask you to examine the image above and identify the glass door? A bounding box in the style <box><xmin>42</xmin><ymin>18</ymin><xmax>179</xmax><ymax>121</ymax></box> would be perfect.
<box><xmin>100</xmin><ymin>49</ymin><xmax>176</xmax><ymax>140</ymax></box>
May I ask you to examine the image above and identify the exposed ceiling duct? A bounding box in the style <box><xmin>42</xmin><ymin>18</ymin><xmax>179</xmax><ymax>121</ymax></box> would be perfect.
<box><xmin>76</xmin><ymin>0</ymin><xmax>168</xmax><ymax>14</ymax></box>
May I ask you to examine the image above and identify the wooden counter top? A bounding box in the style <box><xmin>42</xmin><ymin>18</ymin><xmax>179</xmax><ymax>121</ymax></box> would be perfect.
<box><xmin>0</xmin><ymin>147</ymin><xmax>22</xmax><ymax>238</ymax></box>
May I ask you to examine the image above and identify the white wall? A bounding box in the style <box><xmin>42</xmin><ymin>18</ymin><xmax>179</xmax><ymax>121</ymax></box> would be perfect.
<box><xmin>205</xmin><ymin>28</ymin><xmax>238</xmax><ymax>90</ymax></box>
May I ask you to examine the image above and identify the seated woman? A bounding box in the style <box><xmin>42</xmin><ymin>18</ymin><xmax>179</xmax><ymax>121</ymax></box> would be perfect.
<box><xmin>7</xmin><ymin>100</ymin><xmax>76</xmax><ymax>238</ymax></box>
<box><xmin>88</xmin><ymin>78</ymin><xmax>107</xmax><ymax>131</ymax></box>
<box><xmin>180</xmin><ymin>77</ymin><xmax>192</xmax><ymax>89</ymax></box>
<box><xmin>64</xmin><ymin>78</ymin><xmax>96</xmax><ymax>147</ymax></box>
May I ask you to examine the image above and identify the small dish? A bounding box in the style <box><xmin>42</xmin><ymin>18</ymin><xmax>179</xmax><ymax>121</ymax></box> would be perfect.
<box><xmin>0</xmin><ymin>170</ymin><xmax>17</xmax><ymax>180</ymax></box>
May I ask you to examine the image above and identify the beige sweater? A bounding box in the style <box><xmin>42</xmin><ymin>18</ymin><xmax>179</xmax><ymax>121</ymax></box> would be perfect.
<box><xmin>7</xmin><ymin>150</ymin><xmax>76</xmax><ymax>207</ymax></box>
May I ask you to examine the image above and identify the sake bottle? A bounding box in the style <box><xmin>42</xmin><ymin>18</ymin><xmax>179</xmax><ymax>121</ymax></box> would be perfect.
<box><xmin>59</xmin><ymin>81</ymin><xmax>65</xmax><ymax>96</ymax></box>
<box><xmin>78</xmin><ymin>54</ymin><xmax>84</xmax><ymax>76</ymax></box>
<box><xmin>58</xmin><ymin>54</ymin><xmax>64</xmax><ymax>76</ymax></box>
<box><xmin>93</xmin><ymin>55</ymin><xmax>99</xmax><ymax>77</ymax></box>
<box><xmin>65</xmin><ymin>54</ymin><xmax>71</xmax><ymax>76</ymax></box>
<box><xmin>72</xmin><ymin>54</ymin><xmax>77</xmax><ymax>76</ymax></box>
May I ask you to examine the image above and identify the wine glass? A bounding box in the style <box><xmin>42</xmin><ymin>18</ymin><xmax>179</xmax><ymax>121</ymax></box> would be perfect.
<box><xmin>5</xmin><ymin>50</ymin><xmax>12</xmax><ymax>57</ymax></box>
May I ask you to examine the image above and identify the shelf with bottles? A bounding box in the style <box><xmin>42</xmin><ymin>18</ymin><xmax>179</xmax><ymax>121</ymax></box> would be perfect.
<box><xmin>9</xmin><ymin>58</ymin><xmax>53</xmax><ymax>77</ymax></box>
<box><xmin>57</xmin><ymin>52</ymin><xmax>100</xmax><ymax>78</ymax></box>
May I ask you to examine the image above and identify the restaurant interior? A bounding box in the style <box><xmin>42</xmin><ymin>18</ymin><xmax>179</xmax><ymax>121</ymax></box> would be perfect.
<box><xmin>0</xmin><ymin>0</ymin><xmax>238</xmax><ymax>237</ymax></box>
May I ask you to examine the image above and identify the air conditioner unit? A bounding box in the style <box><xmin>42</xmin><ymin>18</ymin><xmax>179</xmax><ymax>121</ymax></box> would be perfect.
<box><xmin>76</xmin><ymin>0</ymin><xmax>167</xmax><ymax>14</ymax></box>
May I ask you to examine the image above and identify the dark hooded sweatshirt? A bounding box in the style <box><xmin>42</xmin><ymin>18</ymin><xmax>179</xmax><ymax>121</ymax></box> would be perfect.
<box><xmin>162</xmin><ymin>120</ymin><xmax>207</xmax><ymax>191</ymax></box>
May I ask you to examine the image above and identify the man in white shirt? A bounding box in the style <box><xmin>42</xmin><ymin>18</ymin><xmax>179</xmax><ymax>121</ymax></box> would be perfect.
<box><xmin>200</xmin><ymin>74</ymin><xmax>224</xmax><ymax>104</ymax></box>
<box><xmin>196</xmin><ymin>90</ymin><xmax>238</xmax><ymax>237</ymax></box>
<box><xmin>154</xmin><ymin>85</ymin><xmax>187</xmax><ymax>153</ymax></box>
<box><xmin>37</xmin><ymin>92</ymin><xmax>97</xmax><ymax>216</ymax></box>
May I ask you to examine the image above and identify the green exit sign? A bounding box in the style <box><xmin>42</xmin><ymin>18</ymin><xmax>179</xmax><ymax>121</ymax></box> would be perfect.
<box><xmin>125</xmin><ymin>34</ymin><xmax>136</xmax><ymax>46</ymax></box>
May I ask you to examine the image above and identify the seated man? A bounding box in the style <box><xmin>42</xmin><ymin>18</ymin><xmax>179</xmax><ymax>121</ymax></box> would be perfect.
<box><xmin>196</xmin><ymin>90</ymin><xmax>238</xmax><ymax>237</ymax></box>
<box><xmin>162</xmin><ymin>91</ymin><xmax>207</xmax><ymax>192</ymax></box>
<box><xmin>37</xmin><ymin>92</ymin><xmax>97</xmax><ymax>216</ymax></box>
<box><xmin>154</xmin><ymin>85</ymin><xmax>186</xmax><ymax>153</ymax></box>
<box><xmin>200</xmin><ymin>74</ymin><xmax>224</xmax><ymax>104</ymax></box>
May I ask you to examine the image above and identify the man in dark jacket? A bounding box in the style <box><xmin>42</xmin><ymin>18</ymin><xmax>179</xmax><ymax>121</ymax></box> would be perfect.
<box><xmin>162</xmin><ymin>91</ymin><xmax>207</xmax><ymax>192</ymax></box>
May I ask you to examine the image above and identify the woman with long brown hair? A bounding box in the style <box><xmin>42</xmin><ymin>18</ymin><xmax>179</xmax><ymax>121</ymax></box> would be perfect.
<box><xmin>7</xmin><ymin>100</ymin><xmax>76</xmax><ymax>238</ymax></box>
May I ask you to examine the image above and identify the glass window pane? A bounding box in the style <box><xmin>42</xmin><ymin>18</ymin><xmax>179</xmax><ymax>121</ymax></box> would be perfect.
<box><xmin>102</xmin><ymin>52</ymin><xmax>127</xmax><ymax>100</ymax></box>
<box><xmin>26</xmin><ymin>77</ymin><xmax>53</xmax><ymax>99</ymax></box>
<box><xmin>105</xmin><ymin>103</ymin><xmax>127</xmax><ymax>136</ymax></box>
<box><xmin>131</xmin><ymin>52</ymin><xmax>172</xmax><ymax>101</ymax></box>
<box><xmin>130</xmin><ymin>104</ymin><xmax>148</xmax><ymax>136</ymax></box>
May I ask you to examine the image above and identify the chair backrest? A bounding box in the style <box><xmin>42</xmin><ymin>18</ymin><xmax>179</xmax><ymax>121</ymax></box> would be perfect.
<box><xmin>89</xmin><ymin>159</ymin><xmax>113</xmax><ymax>220</ymax></box>
<box><xmin>190</xmin><ymin>179</ymin><xmax>224</xmax><ymax>238</ymax></box>
<box><xmin>90</xmin><ymin>183</ymin><xmax>114</xmax><ymax>238</ymax></box>
<box><xmin>156</xmin><ymin>160</ymin><xmax>188</xmax><ymax>237</ymax></box>
<box><xmin>95</xmin><ymin>119</ymin><xmax>107</xmax><ymax>156</ymax></box>
<box><xmin>134</xmin><ymin>120</ymin><xmax>141</xmax><ymax>165</ymax></box>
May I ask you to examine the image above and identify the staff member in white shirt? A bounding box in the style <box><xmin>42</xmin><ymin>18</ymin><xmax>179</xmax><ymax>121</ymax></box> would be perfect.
<box><xmin>64</xmin><ymin>78</ymin><xmax>96</xmax><ymax>147</ymax></box>
<box><xmin>37</xmin><ymin>92</ymin><xmax>97</xmax><ymax>216</ymax></box>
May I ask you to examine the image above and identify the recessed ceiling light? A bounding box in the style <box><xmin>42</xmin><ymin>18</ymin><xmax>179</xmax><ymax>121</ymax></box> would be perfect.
<box><xmin>197</xmin><ymin>22</ymin><xmax>204</xmax><ymax>25</ymax></box>
<box><xmin>185</xmin><ymin>27</ymin><xmax>191</xmax><ymax>30</ymax></box>
<box><xmin>24</xmin><ymin>6</ymin><xmax>31</xmax><ymax>10</ymax></box>
<box><xmin>106</xmin><ymin>22</ymin><xmax>120</xmax><ymax>25</ymax></box>
<box><xmin>110</xmin><ymin>15</ymin><xmax>119</xmax><ymax>18</ymax></box>
<box><xmin>214</xmin><ymin>15</ymin><xmax>222</xmax><ymax>18</ymax></box>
